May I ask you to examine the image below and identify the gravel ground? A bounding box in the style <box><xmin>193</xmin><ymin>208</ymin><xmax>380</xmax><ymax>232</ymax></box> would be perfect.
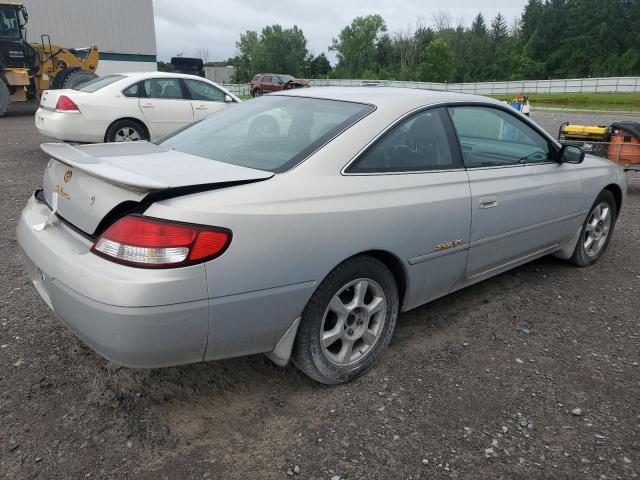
<box><xmin>1</xmin><ymin>105</ymin><xmax>639</xmax><ymax>480</ymax></box>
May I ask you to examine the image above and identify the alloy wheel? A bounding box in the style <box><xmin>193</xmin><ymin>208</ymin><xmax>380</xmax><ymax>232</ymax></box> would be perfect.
<box><xmin>320</xmin><ymin>278</ymin><xmax>387</xmax><ymax>366</ymax></box>
<box><xmin>583</xmin><ymin>202</ymin><xmax>611</xmax><ymax>257</ymax></box>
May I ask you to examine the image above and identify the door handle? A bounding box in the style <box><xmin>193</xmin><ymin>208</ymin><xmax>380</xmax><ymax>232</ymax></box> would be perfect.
<box><xmin>479</xmin><ymin>195</ymin><xmax>498</xmax><ymax>209</ymax></box>
<box><xmin>194</xmin><ymin>106</ymin><xmax>208</xmax><ymax>110</ymax></box>
<box><xmin>141</xmin><ymin>103</ymin><xmax>154</xmax><ymax>108</ymax></box>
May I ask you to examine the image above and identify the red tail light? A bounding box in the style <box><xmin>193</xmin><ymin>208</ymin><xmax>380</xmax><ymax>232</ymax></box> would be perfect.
<box><xmin>55</xmin><ymin>95</ymin><xmax>80</xmax><ymax>112</ymax></box>
<box><xmin>91</xmin><ymin>216</ymin><xmax>231</xmax><ymax>268</ymax></box>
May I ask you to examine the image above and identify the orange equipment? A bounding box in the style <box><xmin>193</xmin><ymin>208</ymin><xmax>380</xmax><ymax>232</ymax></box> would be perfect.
<box><xmin>608</xmin><ymin>123</ymin><xmax>640</xmax><ymax>165</ymax></box>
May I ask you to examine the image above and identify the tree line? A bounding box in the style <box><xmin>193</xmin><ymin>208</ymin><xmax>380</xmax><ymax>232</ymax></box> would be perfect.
<box><xmin>179</xmin><ymin>0</ymin><xmax>640</xmax><ymax>83</ymax></box>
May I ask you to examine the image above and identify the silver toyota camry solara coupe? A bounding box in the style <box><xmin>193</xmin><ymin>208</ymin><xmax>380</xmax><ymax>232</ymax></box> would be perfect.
<box><xmin>17</xmin><ymin>87</ymin><xmax>626</xmax><ymax>384</ymax></box>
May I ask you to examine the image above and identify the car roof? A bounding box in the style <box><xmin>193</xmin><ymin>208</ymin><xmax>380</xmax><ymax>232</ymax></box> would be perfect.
<box><xmin>275</xmin><ymin>86</ymin><xmax>502</xmax><ymax>110</ymax></box>
<box><xmin>118</xmin><ymin>71</ymin><xmax>210</xmax><ymax>82</ymax></box>
<box><xmin>110</xmin><ymin>71</ymin><xmax>240</xmax><ymax>101</ymax></box>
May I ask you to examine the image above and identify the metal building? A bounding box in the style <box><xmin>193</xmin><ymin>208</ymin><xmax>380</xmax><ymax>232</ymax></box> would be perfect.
<box><xmin>21</xmin><ymin>0</ymin><xmax>157</xmax><ymax>75</ymax></box>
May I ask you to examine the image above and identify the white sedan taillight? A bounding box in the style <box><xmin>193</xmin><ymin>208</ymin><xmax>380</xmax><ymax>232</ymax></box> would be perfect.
<box><xmin>55</xmin><ymin>95</ymin><xmax>81</xmax><ymax>113</ymax></box>
<box><xmin>91</xmin><ymin>215</ymin><xmax>231</xmax><ymax>268</ymax></box>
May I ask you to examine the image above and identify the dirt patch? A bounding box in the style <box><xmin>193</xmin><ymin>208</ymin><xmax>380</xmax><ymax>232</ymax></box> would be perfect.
<box><xmin>1</xmin><ymin>110</ymin><xmax>638</xmax><ymax>479</ymax></box>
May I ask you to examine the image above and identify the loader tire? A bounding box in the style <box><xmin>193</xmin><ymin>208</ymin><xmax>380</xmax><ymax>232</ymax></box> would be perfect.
<box><xmin>60</xmin><ymin>69</ymin><xmax>98</xmax><ymax>89</ymax></box>
<box><xmin>0</xmin><ymin>80</ymin><xmax>10</xmax><ymax>117</ymax></box>
<box><xmin>51</xmin><ymin>68</ymin><xmax>97</xmax><ymax>90</ymax></box>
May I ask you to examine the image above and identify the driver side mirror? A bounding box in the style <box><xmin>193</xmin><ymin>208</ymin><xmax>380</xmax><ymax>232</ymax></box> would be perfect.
<box><xmin>559</xmin><ymin>144</ymin><xmax>585</xmax><ymax>164</ymax></box>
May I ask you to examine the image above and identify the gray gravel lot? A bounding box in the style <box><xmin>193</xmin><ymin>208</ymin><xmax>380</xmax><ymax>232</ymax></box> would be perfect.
<box><xmin>1</xmin><ymin>104</ymin><xmax>639</xmax><ymax>480</ymax></box>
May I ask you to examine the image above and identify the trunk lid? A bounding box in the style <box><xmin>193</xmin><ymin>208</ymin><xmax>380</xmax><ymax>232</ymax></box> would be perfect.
<box><xmin>39</xmin><ymin>89</ymin><xmax>88</xmax><ymax>110</ymax></box>
<box><xmin>41</xmin><ymin>141</ymin><xmax>273</xmax><ymax>235</ymax></box>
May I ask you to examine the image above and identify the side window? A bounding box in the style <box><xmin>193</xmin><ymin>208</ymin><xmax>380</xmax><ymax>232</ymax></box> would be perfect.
<box><xmin>262</xmin><ymin>76</ymin><xmax>272</xmax><ymax>83</ymax></box>
<box><xmin>122</xmin><ymin>82</ymin><xmax>141</xmax><ymax>98</ymax></box>
<box><xmin>184</xmin><ymin>79</ymin><xmax>226</xmax><ymax>102</ymax></box>
<box><xmin>143</xmin><ymin>78</ymin><xmax>185</xmax><ymax>100</ymax></box>
<box><xmin>347</xmin><ymin>108</ymin><xmax>458</xmax><ymax>173</ymax></box>
<box><xmin>448</xmin><ymin>106</ymin><xmax>553</xmax><ymax>168</ymax></box>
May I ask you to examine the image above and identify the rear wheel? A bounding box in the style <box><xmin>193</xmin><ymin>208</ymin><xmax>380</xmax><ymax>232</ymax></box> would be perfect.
<box><xmin>0</xmin><ymin>80</ymin><xmax>9</xmax><ymax>117</ymax></box>
<box><xmin>105</xmin><ymin>119</ymin><xmax>148</xmax><ymax>143</ymax></box>
<box><xmin>252</xmin><ymin>88</ymin><xmax>262</xmax><ymax>97</ymax></box>
<box><xmin>570</xmin><ymin>189</ymin><xmax>617</xmax><ymax>266</ymax></box>
<box><xmin>292</xmin><ymin>256</ymin><xmax>399</xmax><ymax>384</ymax></box>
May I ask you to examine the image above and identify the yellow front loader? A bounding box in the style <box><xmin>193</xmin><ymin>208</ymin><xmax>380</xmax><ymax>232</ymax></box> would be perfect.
<box><xmin>0</xmin><ymin>1</ymin><xmax>99</xmax><ymax>116</ymax></box>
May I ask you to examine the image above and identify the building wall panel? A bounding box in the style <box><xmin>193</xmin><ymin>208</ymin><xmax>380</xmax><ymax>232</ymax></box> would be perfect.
<box><xmin>21</xmin><ymin>0</ymin><xmax>156</xmax><ymax>56</ymax></box>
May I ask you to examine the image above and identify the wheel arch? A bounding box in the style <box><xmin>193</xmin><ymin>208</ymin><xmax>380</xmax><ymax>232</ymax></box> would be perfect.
<box><xmin>104</xmin><ymin>117</ymin><xmax>151</xmax><ymax>142</ymax></box>
<box><xmin>603</xmin><ymin>183</ymin><xmax>623</xmax><ymax>217</ymax></box>
<box><xmin>341</xmin><ymin>249</ymin><xmax>409</xmax><ymax>310</ymax></box>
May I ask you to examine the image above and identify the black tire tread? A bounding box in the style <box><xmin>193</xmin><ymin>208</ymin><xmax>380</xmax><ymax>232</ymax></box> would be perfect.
<box><xmin>105</xmin><ymin>119</ymin><xmax>148</xmax><ymax>143</ymax></box>
<box><xmin>570</xmin><ymin>189</ymin><xmax>617</xmax><ymax>267</ymax></box>
<box><xmin>60</xmin><ymin>69</ymin><xmax>98</xmax><ymax>90</ymax></box>
<box><xmin>292</xmin><ymin>255</ymin><xmax>398</xmax><ymax>385</ymax></box>
<box><xmin>0</xmin><ymin>80</ymin><xmax>10</xmax><ymax>117</ymax></box>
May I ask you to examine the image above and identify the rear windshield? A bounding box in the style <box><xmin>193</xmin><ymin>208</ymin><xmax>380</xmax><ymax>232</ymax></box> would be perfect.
<box><xmin>75</xmin><ymin>75</ymin><xmax>124</xmax><ymax>92</ymax></box>
<box><xmin>159</xmin><ymin>96</ymin><xmax>374</xmax><ymax>173</ymax></box>
<box><xmin>251</xmin><ymin>74</ymin><xmax>262</xmax><ymax>81</ymax></box>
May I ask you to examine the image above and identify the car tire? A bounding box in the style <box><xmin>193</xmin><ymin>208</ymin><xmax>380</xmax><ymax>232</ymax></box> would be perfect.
<box><xmin>105</xmin><ymin>119</ymin><xmax>148</xmax><ymax>143</ymax></box>
<box><xmin>292</xmin><ymin>256</ymin><xmax>399</xmax><ymax>385</ymax></box>
<box><xmin>570</xmin><ymin>189</ymin><xmax>617</xmax><ymax>267</ymax></box>
<box><xmin>252</xmin><ymin>88</ymin><xmax>262</xmax><ymax>97</ymax></box>
<box><xmin>0</xmin><ymin>80</ymin><xmax>9</xmax><ymax>117</ymax></box>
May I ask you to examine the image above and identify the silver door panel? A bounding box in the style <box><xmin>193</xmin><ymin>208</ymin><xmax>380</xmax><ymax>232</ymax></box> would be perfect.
<box><xmin>465</xmin><ymin>163</ymin><xmax>583</xmax><ymax>277</ymax></box>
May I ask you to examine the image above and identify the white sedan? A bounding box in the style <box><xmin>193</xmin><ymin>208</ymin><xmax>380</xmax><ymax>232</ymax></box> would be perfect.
<box><xmin>35</xmin><ymin>72</ymin><xmax>241</xmax><ymax>143</ymax></box>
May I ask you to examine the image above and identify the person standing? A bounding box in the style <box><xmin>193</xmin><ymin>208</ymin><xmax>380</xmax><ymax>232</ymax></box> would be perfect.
<box><xmin>522</xmin><ymin>96</ymin><xmax>531</xmax><ymax>117</ymax></box>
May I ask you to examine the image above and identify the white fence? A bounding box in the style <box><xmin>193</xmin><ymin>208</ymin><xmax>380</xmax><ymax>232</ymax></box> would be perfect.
<box><xmin>224</xmin><ymin>76</ymin><xmax>640</xmax><ymax>97</ymax></box>
<box><xmin>221</xmin><ymin>83</ymin><xmax>251</xmax><ymax>96</ymax></box>
<box><xmin>311</xmin><ymin>77</ymin><xmax>640</xmax><ymax>95</ymax></box>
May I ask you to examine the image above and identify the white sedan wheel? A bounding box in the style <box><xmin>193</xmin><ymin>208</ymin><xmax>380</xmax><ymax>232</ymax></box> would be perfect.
<box><xmin>114</xmin><ymin>126</ymin><xmax>142</xmax><ymax>142</ymax></box>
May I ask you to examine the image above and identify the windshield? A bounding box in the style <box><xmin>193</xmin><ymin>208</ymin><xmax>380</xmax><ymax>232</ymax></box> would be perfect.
<box><xmin>0</xmin><ymin>8</ymin><xmax>20</xmax><ymax>39</ymax></box>
<box><xmin>278</xmin><ymin>75</ymin><xmax>295</xmax><ymax>83</ymax></box>
<box><xmin>75</xmin><ymin>75</ymin><xmax>125</xmax><ymax>92</ymax></box>
<box><xmin>160</xmin><ymin>95</ymin><xmax>374</xmax><ymax>173</ymax></box>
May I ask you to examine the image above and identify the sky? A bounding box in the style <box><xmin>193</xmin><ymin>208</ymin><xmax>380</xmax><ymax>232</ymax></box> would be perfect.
<box><xmin>152</xmin><ymin>0</ymin><xmax>529</xmax><ymax>63</ymax></box>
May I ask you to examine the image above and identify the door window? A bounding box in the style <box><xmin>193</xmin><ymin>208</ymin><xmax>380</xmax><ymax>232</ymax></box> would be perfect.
<box><xmin>262</xmin><ymin>76</ymin><xmax>272</xmax><ymax>83</ymax></box>
<box><xmin>448</xmin><ymin>106</ymin><xmax>553</xmax><ymax>168</ymax></box>
<box><xmin>347</xmin><ymin>108</ymin><xmax>459</xmax><ymax>173</ymax></box>
<box><xmin>143</xmin><ymin>78</ymin><xmax>185</xmax><ymax>99</ymax></box>
<box><xmin>184</xmin><ymin>79</ymin><xmax>226</xmax><ymax>102</ymax></box>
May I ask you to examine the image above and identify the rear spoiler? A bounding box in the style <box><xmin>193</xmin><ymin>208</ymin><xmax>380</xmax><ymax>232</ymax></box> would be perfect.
<box><xmin>41</xmin><ymin>142</ymin><xmax>172</xmax><ymax>191</ymax></box>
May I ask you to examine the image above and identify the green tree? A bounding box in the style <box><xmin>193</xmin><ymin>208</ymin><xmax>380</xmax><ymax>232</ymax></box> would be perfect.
<box><xmin>157</xmin><ymin>60</ymin><xmax>174</xmax><ymax>72</ymax></box>
<box><xmin>233</xmin><ymin>25</ymin><xmax>311</xmax><ymax>82</ymax></box>
<box><xmin>330</xmin><ymin>15</ymin><xmax>387</xmax><ymax>77</ymax></box>
<box><xmin>490</xmin><ymin>13</ymin><xmax>509</xmax><ymax>45</ymax></box>
<box><xmin>470</xmin><ymin>13</ymin><xmax>488</xmax><ymax>37</ymax></box>
<box><xmin>310</xmin><ymin>53</ymin><xmax>332</xmax><ymax>77</ymax></box>
<box><xmin>419</xmin><ymin>39</ymin><xmax>454</xmax><ymax>82</ymax></box>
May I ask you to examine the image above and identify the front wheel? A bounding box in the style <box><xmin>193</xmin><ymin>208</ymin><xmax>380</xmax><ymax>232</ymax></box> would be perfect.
<box><xmin>570</xmin><ymin>189</ymin><xmax>617</xmax><ymax>266</ymax></box>
<box><xmin>292</xmin><ymin>256</ymin><xmax>399</xmax><ymax>384</ymax></box>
